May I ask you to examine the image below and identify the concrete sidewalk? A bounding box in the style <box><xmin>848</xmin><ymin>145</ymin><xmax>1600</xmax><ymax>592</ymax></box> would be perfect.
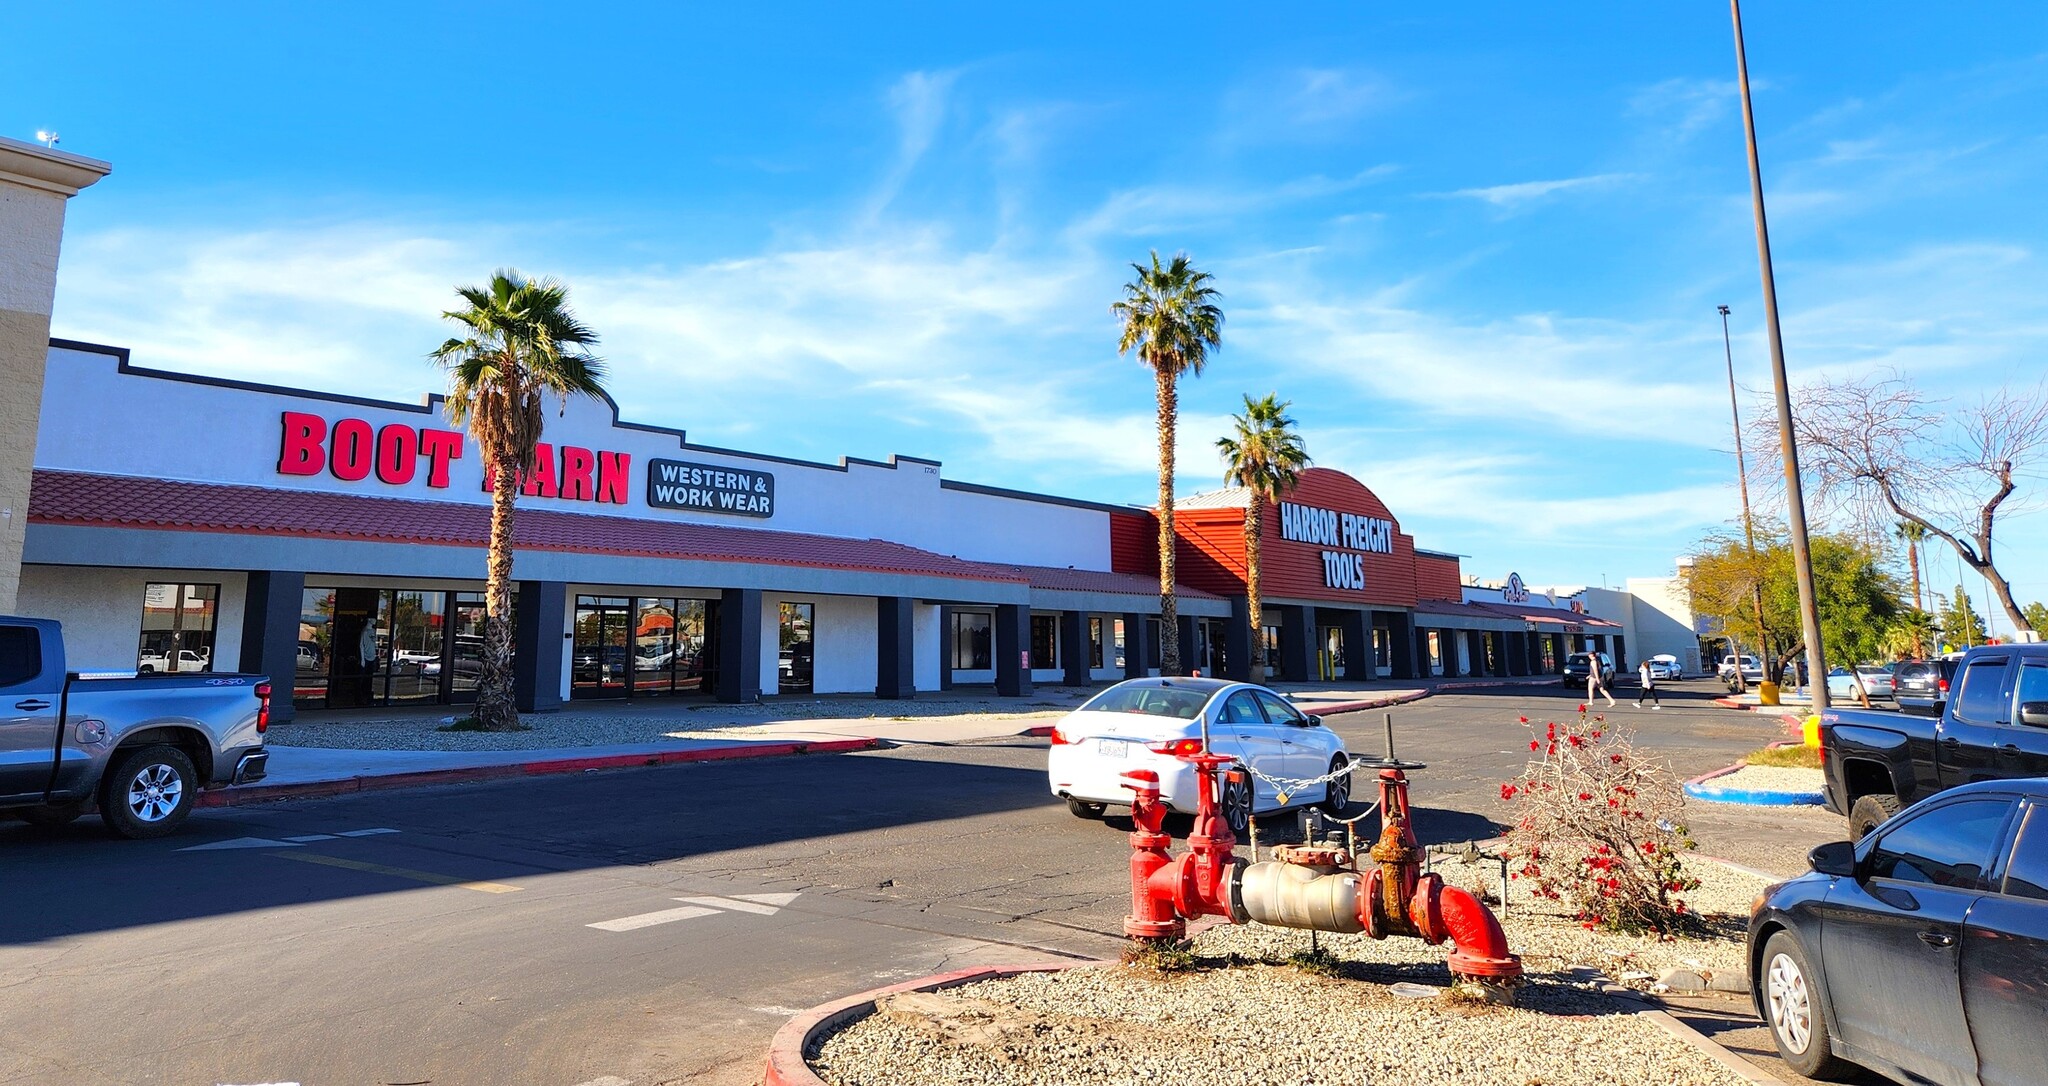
<box><xmin>214</xmin><ymin>674</ymin><xmax>1543</xmax><ymax>808</ymax></box>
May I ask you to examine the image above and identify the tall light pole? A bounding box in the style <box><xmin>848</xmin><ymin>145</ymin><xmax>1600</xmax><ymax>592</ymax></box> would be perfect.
<box><xmin>1731</xmin><ymin>0</ymin><xmax>1829</xmax><ymax>709</ymax></box>
<box><xmin>1719</xmin><ymin>304</ymin><xmax>1771</xmax><ymax>692</ymax></box>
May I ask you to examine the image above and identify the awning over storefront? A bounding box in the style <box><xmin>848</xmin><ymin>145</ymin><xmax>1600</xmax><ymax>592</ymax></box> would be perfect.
<box><xmin>28</xmin><ymin>469</ymin><xmax>1228</xmax><ymax>615</ymax></box>
<box><xmin>1412</xmin><ymin>597</ymin><xmax>1621</xmax><ymax>634</ymax></box>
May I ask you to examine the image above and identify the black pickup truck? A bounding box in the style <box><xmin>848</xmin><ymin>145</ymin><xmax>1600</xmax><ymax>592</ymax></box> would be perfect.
<box><xmin>1821</xmin><ymin>643</ymin><xmax>2048</xmax><ymax>840</ymax></box>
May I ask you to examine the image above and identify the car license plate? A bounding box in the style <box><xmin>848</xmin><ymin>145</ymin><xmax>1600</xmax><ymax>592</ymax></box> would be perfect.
<box><xmin>1096</xmin><ymin>738</ymin><xmax>1129</xmax><ymax>758</ymax></box>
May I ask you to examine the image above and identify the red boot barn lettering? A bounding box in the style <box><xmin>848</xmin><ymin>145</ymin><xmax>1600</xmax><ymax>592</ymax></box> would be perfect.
<box><xmin>276</xmin><ymin>412</ymin><xmax>629</xmax><ymax>505</ymax></box>
<box><xmin>279</xmin><ymin>411</ymin><xmax>466</xmax><ymax>488</ymax></box>
<box><xmin>481</xmin><ymin>444</ymin><xmax>631</xmax><ymax>505</ymax></box>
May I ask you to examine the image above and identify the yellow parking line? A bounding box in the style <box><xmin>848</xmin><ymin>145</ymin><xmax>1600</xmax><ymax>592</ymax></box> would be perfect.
<box><xmin>271</xmin><ymin>851</ymin><xmax>523</xmax><ymax>894</ymax></box>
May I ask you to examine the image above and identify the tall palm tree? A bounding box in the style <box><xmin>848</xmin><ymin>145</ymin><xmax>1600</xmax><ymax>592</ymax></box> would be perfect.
<box><xmin>1217</xmin><ymin>394</ymin><xmax>1310</xmax><ymax>681</ymax></box>
<box><xmin>1894</xmin><ymin>520</ymin><xmax>1929</xmax><ymax>656</ymax></box>
<box><xmin>1114</xmin><ymin>251</ymin><xmax>1223</xmax><ymax>676</ymax></box>
<box><xmin>431</xmin><ymin>271</ymin><xmax>607</xmax><ymax>731</ymax></box>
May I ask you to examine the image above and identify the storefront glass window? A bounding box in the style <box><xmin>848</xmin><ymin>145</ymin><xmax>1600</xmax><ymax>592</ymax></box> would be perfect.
<box><xmin>1373</xmin><ymin>627</ymin><xmax>1391</xmax><ymax>670</ymax></box>
<box><xmin>387</xmin><ymin>590</ymin><xmax>446</xmax><ymax>704</ymax></box>
<box><xmin>1427</xmin><ymin>631</ymin><xmax>1443</xmax><ymax>672</ymax></box>
<box><xmin>779</xmin><ymin>602</ymin><xmax>814</xmax><ymax>694</ymax></box>
<box><xmin>1112</xmin><ymin>619</ymin><xmax>1126</xmax><ymax>669</ymax></box>
<box><xmin>1260</xmin><ymin>626</ymin><xmax>1280</xmax><ymax>671</ymax></box>
<box><xmin>1029</xmin><ymin>614</ymin><xmax>1058</xmax><ymax>670</ymax></box>
<box><xmin>137</xmin><ymin>583</ymin><xmax>219</xmax><ymax>673</ymax></box>
<box><xmin>1088</xmin><ymin>618</ymin><xmax>1104</xmax><ymax>670</ymax></box>
<box><xmin>952</xmin><ymin>612</ymin><xmax>992</xmax><ymax>670</ymax></box>
<box><xmin>450</xmin><ymin>593</ymin><xmax>488</xmax><ymax>700</ymax></box>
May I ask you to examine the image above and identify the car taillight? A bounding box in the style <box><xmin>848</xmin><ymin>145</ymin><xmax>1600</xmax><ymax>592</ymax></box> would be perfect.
<box><xmin>1048</xmin><ymin>726</ymin><xmax>1074</xmax><ymax>745</ymax></box>
<box><xmin>254</xmin><ymin>681</ymin><xmax>272</xmax><ymax>734</ymax></box>
<box><xmin>1148</xmin><ymin>738</ymin><xmax>1207</xmax><ymax>757</ymax></box>
<box><xmin>1937</xmin><ymin>678</ymin><xmax>1950</xmax><ymax>694</ymax></box>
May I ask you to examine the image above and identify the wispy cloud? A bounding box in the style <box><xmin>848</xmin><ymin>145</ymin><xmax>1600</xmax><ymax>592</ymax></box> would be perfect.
<box><xmin>1219</xmin><ymin>67</ymin><xmax>1403</xmax><ymax>145</ymax></box>
<box><xmin>1432</xmin><ymin>173</ymin><xmax>1641</xmax><ymax>209</ymax></box>
<box><xmin>863</xmin><ymin>69</ymin><xmax>962</xmax><ymax>221</ymax></box>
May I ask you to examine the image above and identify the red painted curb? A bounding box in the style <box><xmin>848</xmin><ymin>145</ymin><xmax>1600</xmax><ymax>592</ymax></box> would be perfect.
<box><xmin>1711</xmin><ymin>696</ymin><xmax>1755</xmax><ymax>711</ymax></box>
<box><xmin>762</xmin><ymin>960</ymin><xmax>1098</xmax><ymax>1086</ymax></box>
<box><xmin>201</xmin><ymin>737</ymin><xmax>885</xmax><ymax>808</ymax></box>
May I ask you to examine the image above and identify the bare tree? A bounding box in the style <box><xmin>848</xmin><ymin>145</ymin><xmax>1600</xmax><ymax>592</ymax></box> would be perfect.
<box><xmin>1763</xmin><ymin>372</ymin><xmax>2047</xmax><ymax>633</ymax></box>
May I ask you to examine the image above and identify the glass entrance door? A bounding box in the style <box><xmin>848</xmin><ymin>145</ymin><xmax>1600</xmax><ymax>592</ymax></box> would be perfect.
<box><xmin>573</xmin><ymin>597</ymin><xmax>631</xmax><ymax>699</ymax></box>
<box><xmin>778</xmin><ymin>602</ymin><xmax>814</xmax><ymax>694</ymax></box>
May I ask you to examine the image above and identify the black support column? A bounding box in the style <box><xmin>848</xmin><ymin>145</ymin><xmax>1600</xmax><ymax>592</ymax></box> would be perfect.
<box><xmin>716</xmin><ymin>587</ymin><xmax>763</xmax><ymax>703</ymax></box>
<box><xmin>938</xmin><ymin>605</ymin><xmax>955</xmax><ymax>690</ymax></box>
<box><xmin>1339</xmin><ymin>610</ymin><xmax>1369</xmax><ymax>681</ymax></box>
<box><xmin>1277</xmin><ymin>605</ymin><xmax>1314</xmax><ymax>683</ymax></box>
<box><xmin>1176</xmin><ymin>615</ymin><xmax>1198</xmax><ymax>677</ymax></box>
<box><xmin>995</xmin><ymin>604</ymin><xmax>1031</xmax><ymax>696</ymax></box>
<box><xmin>1122</xmin><ymin>612</ymin><xmax>1150</xmax><ymax>679</ymax></box>
<box><xmin>1060</xmin><ymin>610</ymin><xmax>1091</xmax><ymax>687</ymax></box>
<box><xmin>1505</xmin><ymin>633</ymin><xmax>1527</xmax><ymax>677</ymax></box>
<box><xmin>513</xmin><ymin>580</ymin><xmax>567</xmax><ymax>713</ymax></box>
<box><xmin>1224</xmin><ymin>598</ymin><xmax>1253</xmax><ymax>682</ymax></box>
<box><xmin>1386</xmin><ymin>610</ymin><xmax>1417</xmax><ymax>680</ymax></box>
<box><xmin>1467</xmin><ymin>631</ymin><xmax>1488</xmax><ymax>677</ymax></box>
<box><xmin>239</xmin><ymin>570</ymin><xmax>306</xmax><ymax>723</ymax></box>
<box><xmin>876</xmin><ymin>596</ymin><xmax>915</xmax><ymax>699</ymax></box>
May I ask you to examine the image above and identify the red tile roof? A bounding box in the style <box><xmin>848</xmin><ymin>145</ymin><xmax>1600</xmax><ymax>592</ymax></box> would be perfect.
<box><xmin>1413</xmin><ymin>597</ymin><xmax>1621</xmax><ymax>628</ymax></box>
<box><xmin>31</xmin><ymin>470</ymin><xmax>1030</xmax><ymax>585</ymax></box>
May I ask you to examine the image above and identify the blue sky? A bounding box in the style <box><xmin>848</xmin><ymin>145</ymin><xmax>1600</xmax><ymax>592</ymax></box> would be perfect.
<box><xmin>9</xmin><ymin>3</ymin><xmax>2048</xmax><ymax>616</ymax></box>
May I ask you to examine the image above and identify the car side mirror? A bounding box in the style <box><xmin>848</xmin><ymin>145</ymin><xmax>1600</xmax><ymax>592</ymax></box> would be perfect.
<box><xmin>1304</xmin><ymin>714</ymin><xmax>1323</xmax><ymax>728</ymax></box>
<box><xmin>1808</xmin><ymin>840</ymin><xmax>1857</xmax><ymax>878</ymax></box>
<box><xmin>2020</xmin><ymin>701</ymin><xmax>2048</xmax><ymax>728</ymax></box>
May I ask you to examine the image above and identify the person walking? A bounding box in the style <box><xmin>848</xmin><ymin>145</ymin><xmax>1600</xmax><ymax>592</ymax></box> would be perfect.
<box><xmin>1587</xmin><ymin>652</ymin><xmax>1616</xmax><ymax>707</ymax></box>
<box><xmin>1635</xmin><ymin>658</ymin><xmax>1661</xmax><ymax>709</ymax></box>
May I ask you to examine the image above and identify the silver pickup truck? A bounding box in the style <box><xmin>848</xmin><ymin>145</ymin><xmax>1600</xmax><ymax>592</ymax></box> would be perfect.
<box><xmin>2</xmin><ymin>616</ymin><xmax>271</xmax><ymax>838</ymax></box>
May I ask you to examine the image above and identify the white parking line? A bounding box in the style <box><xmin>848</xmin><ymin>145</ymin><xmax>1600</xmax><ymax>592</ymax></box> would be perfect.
<box><xmin>335</xmin><ymin>827</ymin><xmax>401</xmax><ymax>837</ymax></box>
<box><xmin>282</xmin><ymin>834</ymin><xmax>337</xmax><ymax>842</ymax></box>
<box><xmin>674</xmin><ymin>894</ymin><xmax>785</xmax><ymax>915</ymax></box>
<box><xmin>586</xmin><ymin>905</ymin><xmax>720</xmax><ymax>933</ymax></box>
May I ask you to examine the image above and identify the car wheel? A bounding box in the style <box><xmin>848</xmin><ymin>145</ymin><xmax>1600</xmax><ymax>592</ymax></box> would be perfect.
<box><xmin>1066</xmin><ymin>797</ymin><xmax>1107</xmax><ymax>819</ymax></box>
<box><xmin>1848</xmin><ymin>794</ymin><xmax>1902</xmax><ymax>843</ymax></box>
<box><xmin>1321</xmin><ymin>755</ymin><xmax>1352</xmax><ymax>815</ymax></box>
<box><xmin>16</xmin><ymin>802</ymin><xmax>86</xmax><ymax>827</ymax></box>
<box><xmin>1758</xmin><ymin>932</ymin><xmax>1852</xmax><ymax>1080</ymax></box>
<box><xmin>101</xmin><ymin>745</ymin><xmax>197</xmax><ymax>840</ymax></box>
<box><xmin>1220</xmin><ymin>772</ymin><xmax>1253</xmax><ymax>838</ymax></box>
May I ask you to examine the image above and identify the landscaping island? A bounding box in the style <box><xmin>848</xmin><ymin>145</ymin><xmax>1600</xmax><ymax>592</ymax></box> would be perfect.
<box><xmin>806</xmin><ymin>855</ymin><xmax>1772</xmax><ymax>1086</ymax></box>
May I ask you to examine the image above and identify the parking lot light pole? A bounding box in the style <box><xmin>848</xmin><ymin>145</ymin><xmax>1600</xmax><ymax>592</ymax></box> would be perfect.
<box><xmin>1731</xmin><ymin>0</ymin><xmax>1828</xmax><ymax>710</ymax></box>
<box><xmin>1718</xmin><ymin>305</ymin><xmax>1772</xmax><ymax>691</ymax></box>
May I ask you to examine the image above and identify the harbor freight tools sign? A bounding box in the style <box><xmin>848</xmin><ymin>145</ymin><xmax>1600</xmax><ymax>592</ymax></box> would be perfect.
<box><xmin>646</xmin><ymin>459</ymin><xmax>775</xmax><ymax>518</ymax></box>
<box><xmin>1278</xmin><ymin>501</ymin><xmax>1393</xmax><ymax>591</ymax></box>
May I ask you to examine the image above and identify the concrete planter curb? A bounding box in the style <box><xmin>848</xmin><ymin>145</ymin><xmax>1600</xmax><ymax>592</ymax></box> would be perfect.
<box><xmin>198</xmin><ymin>736</ymin><xmax>884</xmax><ymax>809</ymax></box>
<box><xmin>760</xmin><ymin>956</ymin><xmax>1792</xmax><ymax>1086</ymax></box>
<box><xmin>1681</xmin><ymin>762</ymin><xmax>1823</xmax><ymax>807</ymax></box>
<box><xmin>762</xmin><ymin>959</ymin><xmax>1095</xmax><ymax>1086</ymax></box>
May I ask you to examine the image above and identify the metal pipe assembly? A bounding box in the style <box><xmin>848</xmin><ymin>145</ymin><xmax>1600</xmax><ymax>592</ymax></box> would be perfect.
<box><xmin>1120</xmin><ymin>733</ymin><xmax>1524</xmax><ymax>1001</ymax></box>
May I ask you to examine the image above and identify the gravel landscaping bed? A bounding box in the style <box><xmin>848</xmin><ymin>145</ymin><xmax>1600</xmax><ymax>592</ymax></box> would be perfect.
<box><xmin>266</xmin><ymin>695</ymin><xmax>1075</xmax><ymax>750</ymax></box>
<box><xmin>1695</xmin><ymin>765</ymin><xmax>1824</xmax><ymax>796</ymax></box>
<box><xmin>812</xmin><ymin>854</ymin><xmax>1772</xmax><ymax>1086</ymax></box>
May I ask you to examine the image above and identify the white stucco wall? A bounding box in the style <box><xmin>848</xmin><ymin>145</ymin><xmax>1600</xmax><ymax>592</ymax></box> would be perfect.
<box><xmin>1625</xmin><ymin>574</ymin><xmax>1705</xmax><ymax>676</ymax></box>
<box><xmin>761</xmin><ymin>594</ymin><xmax>877</xmax><ymax>696</ymax></box>
<box><xmin>913</xmin><ymin>604</ymin><xmax>942</xmax><ymax>693</ymax></box>
<box><xmin>18</xmin><ymin>564</ymin><xmax>246</xmax><ymax>673</ymax></box>
<box><xmin>36</xmin><ymin>344</ymin><xmax>1116</xmax><ymax>573</ymax></box>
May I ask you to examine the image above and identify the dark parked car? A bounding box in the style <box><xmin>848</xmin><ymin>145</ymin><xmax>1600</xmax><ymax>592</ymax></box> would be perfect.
<box><xmin>1561</xmin><ymin>652</ymin><xmax>1614</xmax><ymax>687</ymax></box>
<box><xmin>1894</xmin><ymin>655</ymin><xmax>1963</xmax><ymax>717</ymax></box>
<box><xmin>1747</xmin><ymin>778</ymin><xmax>2048</xmax><ymax>1085</ymax></box>
<box><xmin>1822</xmin><ymin>644</ymin><xmax>2048</xmax><ymax>840</ymax></box>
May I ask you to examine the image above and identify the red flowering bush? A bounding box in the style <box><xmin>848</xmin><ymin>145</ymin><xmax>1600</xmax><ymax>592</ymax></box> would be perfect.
<box><xmin>1499</xmin><ymin>707</ymin><xmax>1699</xmax><ymax>934</ymax></box>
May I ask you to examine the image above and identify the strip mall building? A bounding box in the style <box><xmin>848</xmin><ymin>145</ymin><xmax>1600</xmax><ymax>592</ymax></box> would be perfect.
<box><xmin>21</xmin><ymin>340</ymin><xmax>1627</xmax><ymax>722</ymax></box>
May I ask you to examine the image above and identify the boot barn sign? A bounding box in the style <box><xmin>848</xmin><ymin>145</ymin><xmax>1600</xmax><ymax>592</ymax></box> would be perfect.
<box><xmin>274</xmin><ymin>412</ymin><xmax>774</xmax><ymax>518</ymax></box>
<box><xmin>1278</xmin><ymin>501</ymin><xmax>1394</xmax><ymax>591</ymax></box>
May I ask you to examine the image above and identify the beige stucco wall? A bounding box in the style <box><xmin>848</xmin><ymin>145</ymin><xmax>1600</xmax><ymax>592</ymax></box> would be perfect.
<box><xmin>0</xmin><ymin>137</ymin><xmax>109</xmax><ymax>613</ymax></box>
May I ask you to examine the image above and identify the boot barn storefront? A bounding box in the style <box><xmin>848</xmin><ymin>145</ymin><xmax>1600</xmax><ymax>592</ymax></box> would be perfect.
<box><xmin>19</xmin><ymin>340</ymin><xmax>1604</xmax><ymax>723</ymax></box>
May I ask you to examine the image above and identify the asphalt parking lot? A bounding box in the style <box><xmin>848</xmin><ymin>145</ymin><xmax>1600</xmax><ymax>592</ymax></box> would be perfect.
<box><xmin>0</xmin><ymin>682</ymin><xmax>1846</xmax><ymax>1086</ymax></box>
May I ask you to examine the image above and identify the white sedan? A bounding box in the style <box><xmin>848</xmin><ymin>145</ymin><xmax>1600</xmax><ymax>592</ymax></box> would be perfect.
<box><xmin>1047</xmin><ymin>677</ymin><xmax>1353</xmax><ymax>834</ymax></box>
<box><xmin>1647</xmin><ymin>654</ymin><xmax>1683</xmax><ymax>681</ymax></box>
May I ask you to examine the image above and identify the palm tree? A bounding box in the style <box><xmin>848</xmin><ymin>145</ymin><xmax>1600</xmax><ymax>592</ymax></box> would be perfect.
<box><xmin>431</xmin><ymin>271</ymin><xmax>607</xmax><ymax>731</ymax></box>
<box><xmin>1894</xmin><ymin>521</ymin><xmax>1929</xmax><ymax>656</ymax></box>
<box><xmin>1217</xmin><ymin>394</ymin><xmax>1310</xmax><ymax>681</ymax></box>
<box><xmin>1114</xmin><ymin>252</ymin><xmax>1223</xmax><ymax>676</ymax></box>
